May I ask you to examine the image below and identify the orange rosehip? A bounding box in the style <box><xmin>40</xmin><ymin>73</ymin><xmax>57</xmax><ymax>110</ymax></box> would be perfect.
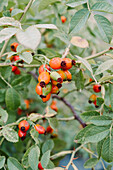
<box><xmin>61</xmin><ymin>16</ymin><xmax>67</xmax><ymax>23</ymax></box>
<box><xmin>51</xmin><ymin>85</ymin><xmax>59</xmax><ymax>94</ymax></box>
<box><xmin>39</xmin><ymin>64</ymin><xmax>50</xmax><ymax>74</ymax></box>
<box><xmin>34</xmin><ymin>124</ymin><xmax>45</xmax><ymax>134</ymax></box>
<box><xmin>49</xmin><ymin>57</ymin><xmax>62</xmax><ymax>69</ymax></box>
<box><xmin>35</xmin><ymin>83</ymin><xmax>42</xmax><ymax>96</ymax></box>
<box><xmin>61</xmin><ymin>58</ymin><xmax>76</xmax><ymax>70</ymax></box>
<box><xmin>38</xmin><ymin>71</ymin><xmax>50</xmax><ymax>87</ymax></box>
<box><xmin>51</xmin><ymin>79</ymin><xmax>62</xmax><ymax>89</ymax></box>
<box><xmin>63</xmin><ymin>70</ymin><xmax>72</xmax><ymax>81</ymax></box>
<box><xmin>42</xmin><ymin>93</ymin><xmax>51</xmax><ymax>102</ymax></box>
<box><xmin>88</xmin><ymin>94</ymin><xmax>97</xmax><ymax>103</ymax></box>
<box><xmin>50</xmin><ymin>100</ymin><xmax>58</xmax><ymax>112</ymax></box>
<box><xmin>24</xmin><ymin>100</ymin><xmax>30</xmax><ymax>109</ymax></box>
<box><xmin>10</xmin><ymin>42</ymin><xmax>19</xmax><ymax>52</ymax></box>
<box><xmin>18</xmin><ymin>130</ymin><xmax>26</xmax><ymax>140</ymax></box>
<box><xmin>93</xmin><ymin>84</ymin><xmax>101</xmax><ymax>93</ymax></box>
<box><xmin>18</xmin><ymin>120</ymin><xmax>30</xmax><ymax>132</ymax></box>
<box><xmin>46</xmin><ymin>126</ymin><xmax>54</xmax><ymax>134</ymax></box>
<box><xmin>12</xmin><ymin>66</ymin><xmax>18</xmax><ymax>72</ymax></box>
<box><xmin>57</xmin><ymin>70</ymin><xmax>67</xmax><ymax>81</ymax></box>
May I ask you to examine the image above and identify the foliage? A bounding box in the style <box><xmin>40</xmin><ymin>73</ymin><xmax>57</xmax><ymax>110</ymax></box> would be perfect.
<box><xmin>0</xmin><ymin>0</ymin><xmax>113</xmax><ymax>169</ymax></box>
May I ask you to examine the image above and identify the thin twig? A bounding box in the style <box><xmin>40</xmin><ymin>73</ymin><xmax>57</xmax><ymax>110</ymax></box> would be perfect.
<box><xmin>0</xmin><ymin>73</ymin><xmax>12</xmax><ymax>88</ymax></box>
<box><xmin>0</xmin><ymin>63</ymin><xmax>40</xmax><ymax>67</ymax></box>
<box><xmin>62</xmin><ymin>44</ymin><xmax>71</xmax><ymax>58</ymax></box>
<box><xmin>52</xmin><ymin>95</ymin><xmax>87</xmax><ymax>128</ymax></box>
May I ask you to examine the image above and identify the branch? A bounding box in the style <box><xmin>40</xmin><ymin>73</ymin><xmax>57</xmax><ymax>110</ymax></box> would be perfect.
<box><xmin>85</xmin><ymin>47</ymin><xmax>113</xmax><ymax>60</ymax></box>
<box><xmin>52</xmin><ymin>95</ymin><xmax>87</xmax><ymax>128</ymax></box>
<box><xmin>62</xmin><ymin>44</ymin><xmax>71</xmax><ymax>58</ymax></box>
<box><xmin>0</xmin><ymin>63</ymin><xmax>40</xmax><ymax>67</ymax></box>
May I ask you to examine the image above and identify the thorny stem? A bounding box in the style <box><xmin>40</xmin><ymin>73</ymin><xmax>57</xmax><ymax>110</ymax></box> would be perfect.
<box><xmin>52</xmin><ymin>95</ymin><xmax>87</xmax><ymax>128</ymax></box>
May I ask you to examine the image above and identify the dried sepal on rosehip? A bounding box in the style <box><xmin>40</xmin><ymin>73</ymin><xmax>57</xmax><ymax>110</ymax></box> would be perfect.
<box><xmin>61</xmin><ymin>58</ymin><xmax>76</xmax><ymax>70</ymax></box>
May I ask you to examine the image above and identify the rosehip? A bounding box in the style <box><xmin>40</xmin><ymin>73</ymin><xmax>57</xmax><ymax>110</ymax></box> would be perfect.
<box><xmin>51</xmin><ymin>85</ymin><xmax>60</xmax><ymax>94</ymax></box>
<box><xmin>88</xmin><ymin>94</ymin><xmax>97</xmax><ymax>103</ymax></box>
<box><xmin>93</xmin><ymin>84</ymin><xmax>101</xmax><ymax>93</ymax></box>
<box><xmin>61</xmin><ymin>58</ymin><xmax>76</xmax><ymax>70</ymax></box>
<box><xmin>57</xmin><ymin>70</ymin><xmax>67</xmax><ymax>81</ymax></box>
<box><xmin>61</xmin><ymin>16</ymin><xmax>67</xmax><ymax>23</ymax></box>
<box><xmin>12</xmin><ymin>66</ymin><xmax>18</xmax><ymax>72</ymax></box>
<box><xmin>63</xmin><ymin>70</ymin><xmax>72</xmax><ymax>81</ymax></box>
<box><xmin>38</xmin><ymin>162</ymin><xmax>44</xmax><ymax>170</ymax></box>
<box><xmin>18</xmin><ymin>120</ymin><xmax>30</xmax><ymax>132</ymax></box>
<box><xmin>10</xmin><ymin>42</ymin><xmax>19</xmax><ymax>52</ymax></box>
<box><xmin>13</xmin><ymin>55</ymin><xmax>20</xmax><ymax>61</ymax></box>
<box><xmin>42</xmin><ymin>93</ymin><xmax>51</xmax><ymax>102</ymax></box>
<box><xmin>93</xmin><ymin>100</ymin><xmax>99</xmax><ymax>108</ymax></box>
<box><xmin>50</xmin><ymin>71</ymin><xmax>63</xmax><ymax>83</ymax></box>
<box><xmin>18</xmin><ymin>130</ymin><xmax>26</xmax><ymax>140</ymax></box>
<box><xmin>24</xmin><ymin>100</ymin><xmax>30</xmax><ymax>109</ymax></box>
<box><xmin>51</xmin><ymin>79</ymin><xmax>62</xmax><ymax>89</ymax></box>
<box><xmin>17</xmin><ymin>108</ymin><xmax>23</xmax><ymax>116</ymax></box>
<box><xmin>46</xmin><ymin>126</ymin><xmax>54</xmax><ymax>134</ymax></box>
<box><xmin>50</xmin><ymin>100</ymin><xmax>58</xmax><ymax>112</ymax></box>
<box><xmin>14</xmin><ymin>68</ymin><xmax>21</xmax><ymax>75</ymax></box>
<box><xmin>38</xmin><ymin>71</ymin><xmax>50</xmax><ymax>87</ymax></box>
<box><xmin>49</xmin><ymin>57</ymin><xmax>62</xmax><ymax>69</ymax></box>
<box><xmin>35</xmin><ymin>83</ymin><xmax>42</xmax><ymax>96</ymax></box>
<box><xmin>39</xmin><ymin>64</ymin><xmax>50</xmax><ymax>74</ymax></box>
<box><xmin>34</xmin><ymin>124</ymin><xmax>45</xmax><ymax>134</ymax></box>
<box><xmin>42</xmin><ymin>83</ymin><xmax>52</xmax><ymax>96</ymax></box>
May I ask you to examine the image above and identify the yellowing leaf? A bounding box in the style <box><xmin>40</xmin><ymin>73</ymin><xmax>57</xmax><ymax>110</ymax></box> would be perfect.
<box><xmin>71</xmin><ymin>36</ymin><xmax>89</xmax><ymax>48</ymax></box>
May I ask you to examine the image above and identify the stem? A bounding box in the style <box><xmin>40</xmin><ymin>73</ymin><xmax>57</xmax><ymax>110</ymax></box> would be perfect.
<box><xmin>52</xmin><ymin>95</ymin><xmax>86</xmax><ymax>128</ymax></box>
<box><xmin>35</xmin><ymin>54</ymin><xmax>50</xmax><ymax>62</ymax></box>
<box><xmin>0</xmin><ymin>63</ymin><xmax>40</xmax><ymax>68</ymax></box>
<box><xmin>62</xmin><ymin>44</ymin><xmax>71</xmax><ymax>59</ymax></box>
<box><xmin>0</xmin><ymin>40</ymin><xmax>10</xmax><ymax>58</ymax></box>
<box><xmin>50</xmin><ymin>150</ymin><xmax>73</xmax><ymax>160</ymax></box>
<box><xmin>0</xmin><ymin>73</ymin><xmax>12</xmax><ymax>88</ymax></box>
<box><xmin>19</xmin><ymin>0</ymin><xmax>35</xmax><ymax>22</ymax></box>
<box><xmin>85</xmin><ymin>47</ymin><xmax>113</xmax><ymax>60</ymax></box>
<box><xmin>57</xmin><ymin>117</ymin><xmax>75</xmax><ymax>121</ymax></box>
<box><xmin>66</xmin><ymin>144</ymin><xmax>84</xmax><ymax>169</ymax></box>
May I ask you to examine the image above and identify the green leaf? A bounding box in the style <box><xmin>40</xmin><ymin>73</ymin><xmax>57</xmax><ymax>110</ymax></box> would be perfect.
<box><xmin>75</xmin><ymin>124</ymin><xmax>94</xmax><ymax>143</ymax></box>
<box><xmin>84</xmin><ymin>126</ymin><xmax>110</xmax><ymax>143</ymax></box>
<box><xmin>66</xmin><ymin>0</ymin><xmax>87</xmax><ymax>8</ymax></box>
<box><xmin>104</xmin><ymin>104</ymin><xmax>112</xmax><ymax>114</ymax></box>
<box><xmin>95</xmin><ymin>60</ymin><xmax>113</xmax><ymax>75</ymax></box>
<box><xmin>91</xmin><ymin>2</ymin><xmax>113</xmax><ymax>14</ymax></box>
<box><xmin>19</xmin><ymin>52</ymin><xmax>33</xmax><ymax>64</ymax></box>
<box><xmin>102</xmin><ymin>137</ymin><xmax>113</xmax><ymax>162</ymax></box>
<box><xmin>38</xmin><ymin>0</ymin><xmax>60</xmax><ymax>12</ymax></box>
<box><xmin>90</xmin><ymin>116</ymin><xmax>112</xmax><ymax>126</ymax></box>
<box><xmin>74</xmin><ymin>69</ymin><xmax>84</xmax><ymax>90</ymax></box>
<box><xmin>99</xmin><ymin>75</ymin><xmax>113</xmax><ymax>83</ymax></box>
<box><xmin>109</xmin><ymin>84</ymin><xmax>113</xmax><ymax>109</ymax></box>
<box><xmin>69</xmin><ymin>8</ymin><xmax>90</xmax><ymax>34</ymax></box>
<box><xmin>22</xmin><ymin>145</ymin><xmax>40</xmax><ymax>168</ymax></box>
<box><xmin>11</xmin><ymin>9</ymin><xmax>24</xmax><ymax>16</ymax></box>
<box><xmin>5</xmin><ymin>88</ymin><xmax>20</xmax><ymax>110</ymax></box>
<box><xmin>28</xmin><ymin>146</ymin><xmax>40</xmax><ymax>170</ymax></box>
<box><xmin>75</xmin><ymin>55</ymin><xmax>93</xmax><ymax>74</ymax></box>
<box><xmin>30</xmin><ymin>129</ymin><xmax>39</xmax><ymax>144</ymax></box>
<box><xmin>0</xmin><ymin>107</ymin><xmax>8</xmax><ymax>125</ymax></box>
<box><xmin>48</xmin><ymin>117</ymin><xmax>58</xmax><ymax>131</ymax></box>
<box><xmin>0</xmin><ymin>0</ymin><xmax>8</xmax><ymax>12</ymax></box>
<box><xmin>16</xmin><ymin>26</ymin><xmax>41</xmax><ymax>50</ymax></box>
<box><xmin>0</xmin><ymin>156</ymin><xmax>5</xmax><ymax>169</ymax></box>
<box><xmin>2</xmin><ymin>127</ymin><xmax>19</xmax><ymax>143</ymax></box>
<box><xmin>81</xmin><ymin>111</ymin><xmax>100</xmax><ymax>121</ymax></box>
<box><xmin>97</xmin><ymin>139</ymin><xmax>105</xmax><ymax>158</ymax></box>
<box><xmin>84</xmin><ymin>158</ymin><xmax>99</xmax><ymax>168</ymax></box>
<box><xmin>46</xmin><ymin>160</ymin><xmax>55</xmax><ymax>169</ymax></box>
<box><xmin>94</xmin><ymin>15</ymin><xmax>112</xmax><ymax>43</ymax></box>
<box><xmin>41</xmin><ymin>150</ymin><xmax>50</xmax><ymax>168</ymax></box>
<box><xmin>11</xmin><ymin>75</ymin><xmax>31</xmax><ymax>90</ymax></box>
<box><xmin>54</xmin><ymin>31</ymin><xmax>70</xmax><ymax>44</ymax></box>
<box><xmin>0</xmin><ymin>17</ymin><xmax>21</xmax><ymax>28</ymax></box>
<box><xmin>96</xmin><ymin>97</ymin><xmax>104</xmax><ymax>106</ymax></box>
<box><xmin>0</xmin><ymin>89</ymin><xmax>5</xmax><ymax>103</ymax></box>
<box><xmin>42</xmin><ymin>140</ymin><xmax>54</xmax><ymax>154</ymax></box>
<box><xmin>7</xmin><ymin>157</ymin><xmax>24</xmax><ymax>170</ymax></box>
<box><xmin>0</xmin><ymin>28</ymin><xmax>19</xmax><ymax>44</ymax></box>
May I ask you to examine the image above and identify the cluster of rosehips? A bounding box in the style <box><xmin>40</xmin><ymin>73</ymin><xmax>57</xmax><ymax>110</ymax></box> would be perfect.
<box><xmin>18</xmin><ymin>120</ymin><xmax>54</xmax><ymax>140</ymax></box>
<box><xmin>10</xmin><ymin>42</ymin><xmax>21</xmax><ymax>75</ymax></box>
<box><xmin>89</xmin><ymin>84</ymin><xmax>101</xmax><ymax>107</ymax></box>
<box><xmin>35</xmin><ymin>57</ymin><xmax>76</xmax><ymax>102</ymax></box>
